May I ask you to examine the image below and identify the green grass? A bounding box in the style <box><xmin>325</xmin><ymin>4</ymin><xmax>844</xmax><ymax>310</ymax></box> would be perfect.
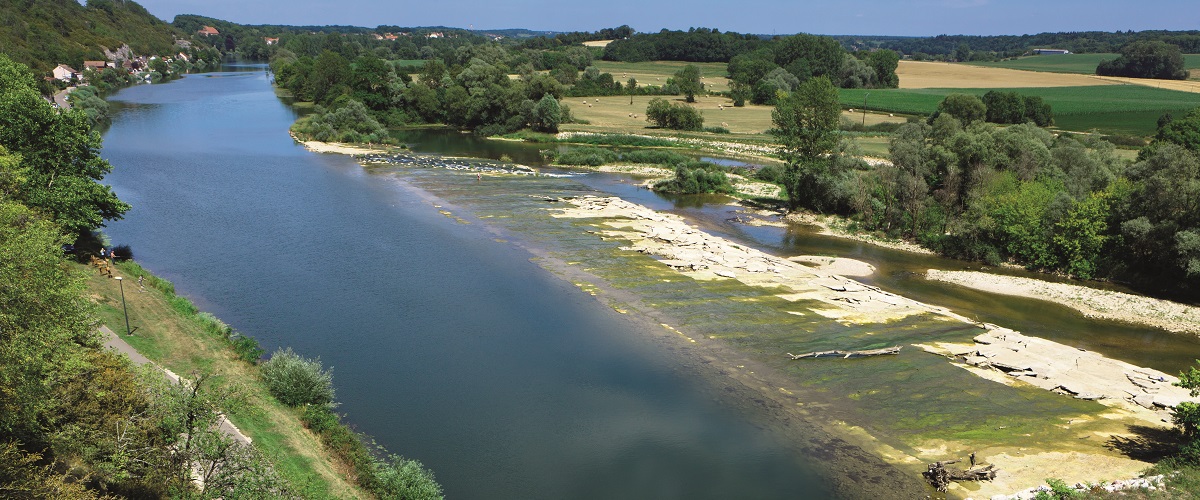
<box><xmin>968</xmin><ymin>53</ymin><xmax>1200</xmax><ymax>74</ymax></box>
<box><xmin>84</xmin><ymin>261</ymin><xmax>368</xmax><ymax>499</ymax></box>
<box><xmin>839</xmin><ymin>85</ymin><xmax>1200</xmax><ymax>135</ymax></box>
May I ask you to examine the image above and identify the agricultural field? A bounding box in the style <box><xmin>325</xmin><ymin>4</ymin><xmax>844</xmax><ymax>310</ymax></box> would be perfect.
<box><xmin>967</xmin><ymin>53</ymin><xmax>1200</xmax><ymax>75</ymax></box>
<box><xmin>590</xmin><ymin>60</ymin><xmax>732</xmax><ymax>92</ymax></box>
<box><xmin>564</xmin><ymin>94</ymin><xmax>905</xmax><ymax>136</ymax></box>
<box><xmin>840</xmin><ymin>85</ymin><xmax>1200</xmax><ymax>135</ymax></box>
<box><xmin>896</xmin><ymin>60</ymin><xmax>1115</xmax><ymax>88</ymax></box>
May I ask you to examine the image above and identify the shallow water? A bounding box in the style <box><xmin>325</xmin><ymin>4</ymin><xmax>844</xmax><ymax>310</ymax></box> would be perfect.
<box><xmin>100</xmin><ymin>68</ymin><xmax>843</xmax><ymax>499</ymax></box>
<box><xmin>99</xmin><ymin>67</ymin><xmax>1200</xmax><ymax>499</ymax></box>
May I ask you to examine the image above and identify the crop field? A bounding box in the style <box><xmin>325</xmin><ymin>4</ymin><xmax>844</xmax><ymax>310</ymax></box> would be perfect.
<box><xmin>564</xmin><ymin>94</ymin><xmax>906</xmax><ymax>136</ymax></box>
<box><xmin>839</xmin><ymin>85</ymin><xmax>1200</xmax><ymax>135</ymax></box>
<box><xmin>968</xmin><ymin>53</ymin><xmax>1200</xmax><ymax>75</ymax></box>
<box><xmin>590</xmin><ymin>60</ymin><xmax>732</xmax><ymax>92</ymax></box>
<box><xmin>896</xmin><ymin>60</ymin><xmax>1114</xmax><ymax>88</ymax></box>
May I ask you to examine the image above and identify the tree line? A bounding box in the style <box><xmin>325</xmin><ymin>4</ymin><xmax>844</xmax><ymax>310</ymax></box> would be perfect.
<box><xmin>768</xmin><ymin>79</ymin><xmax>1200</xmax><ymax>291</ymax></box>
<box><xmin>839</xmin><ymin>30</ymin><xmax>1200</xmax><ymax>59</ymax></box>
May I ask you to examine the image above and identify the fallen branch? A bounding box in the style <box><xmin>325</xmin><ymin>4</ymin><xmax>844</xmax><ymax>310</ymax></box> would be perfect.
<box><xmin>923</xmin><ymin>460</ymin><xmax>997</xmax><ymax>492</ymax></box>
<box><xmin>787</xmin><ymin>346</ymin><xmax>902</xmax><ymax>360</ymax></box>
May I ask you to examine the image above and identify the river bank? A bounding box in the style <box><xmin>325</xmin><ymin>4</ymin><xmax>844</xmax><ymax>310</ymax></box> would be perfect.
<box><xmin>927</xmin><ymin>269</ymin><xmax>1200</xmax><ymax>335</ymax></box>
<box><xmin>297</xmin><ymin>133</ymin><xmax>1200</xmax><ymax>497</ymax></box>
<box><xmin>83</xmin><ymin>261</ymin><xmax>369</xmax><ymax>498</ymax></box>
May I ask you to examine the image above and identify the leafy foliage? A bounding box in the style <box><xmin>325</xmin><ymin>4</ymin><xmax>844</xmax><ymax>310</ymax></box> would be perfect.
<box><xmin>645</xmin><ymin>98</ymin><xmax>704</xmax><ymax>131</ymax></box>
<box><xmin>0</xmin><ymin>0</ymin><xmax>181</xmax><ymax>75</ymax></box>
<box><xmin>0</xmin><ymin>55</ymin><xmax>130</xmax><ymax>236</ymax></box>
<box><xmin>1097</xmin><ymin>40</ymin><xmax>1190</xmax><ymax>80</ymax></box>
<box><xmin>654</xmin><ymin>162</ymin><xmax>734</xmax><ymax>194</ymax></box>
<box><xmin>261</xmin><ymin>348</ymin><xmax>336</xmax><ymax>407</ymax></box>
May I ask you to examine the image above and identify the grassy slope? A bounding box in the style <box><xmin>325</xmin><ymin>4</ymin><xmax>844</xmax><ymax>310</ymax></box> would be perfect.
<box><xmin>83</xmin><ymin>261</ymin><xmax>367</xmax><ymax>499</ymax></box>
<box><xmin>840</xmin><ymin>85</ymin><xmax>1200</xmax><ymax>135</ymax></box>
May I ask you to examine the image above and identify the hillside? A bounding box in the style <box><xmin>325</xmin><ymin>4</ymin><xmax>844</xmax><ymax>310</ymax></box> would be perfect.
<box><xmin>0</xmin><ymin>0</ymin><xmax>182</xmax><ymax>74</ymax></box>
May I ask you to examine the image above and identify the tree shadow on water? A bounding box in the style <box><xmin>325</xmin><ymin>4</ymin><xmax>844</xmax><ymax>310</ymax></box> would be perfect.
<box><xmin>1107</xmin><ymin>424</ymin><xmax>1184</xmax><ymax>461</ymax></box>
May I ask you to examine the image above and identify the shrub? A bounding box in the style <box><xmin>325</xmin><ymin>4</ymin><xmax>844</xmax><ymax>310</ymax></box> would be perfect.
<box><xmin>645</xmin><ymin>98</ymin><xmax>704</xmax><ymax>131</ymax></box>
<box><xmin>555</xmin><ymin>147</ymin><xmax>618</xmax><ymax>166</ymax></box>
<box><xmin>230</xmin><ymin>334</ymin><xmax>265</xmax><ymax>364</ymax></box>
<box><xmin>110</xmin><ymin>244</ymin><xmax>133</xmax><ymax>261</ymax></box>
<box><xmin>703</xmin><ymin>126</ymin><xmax>731</xmax><ymax>134</ymax></box>
<box><xmin>260</xmin><ymin>347</ymin><xmax>335</xmax><ymax>407</ymax></box>
<box><xmin>375</xmin><ymin>455</ymin><xmax>444</xmax><ymax>500</ymax></box>
<box><xmin>654</xmin><ymin>162</ymin><xmax>734</xmax><ymax>194</ymax></box>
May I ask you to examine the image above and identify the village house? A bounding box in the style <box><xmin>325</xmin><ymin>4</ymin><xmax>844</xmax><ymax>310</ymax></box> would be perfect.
<box><xmin>264</xmin><ymin>37</ymin><xmax>279</xmax><ymax>45</ymax></box>
<box><xmin>198</xmin><ymin>26</ymin><xmax>219</xmax><ymax>36</ymax></box>
<box><xmin>83</xmin><ymin>60</ymin><xmax>109</xmax><ymax>72</ymax></box>
<box><xmin>426</xmin><ymin>32</ymin><xmax>444</xmax><ymax>39</ymax></box>
<box><xmin>52</xmin><ymin>64</ymin><xmax>79</xmax><ymax>82</ymax></box>
<box><xmin>384</xmin><ymin>33</ymin><xmax>399</xmax><ymax>41</ymax></box>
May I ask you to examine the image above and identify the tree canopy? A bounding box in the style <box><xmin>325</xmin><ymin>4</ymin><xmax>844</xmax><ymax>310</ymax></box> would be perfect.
<box><xmin>0</xmin><ymin>55</ymin><xmax>129</xmax><ymax>236</ymax></box>
<box><xmin>1097</xmin><ymin>40</ymin><xmax>1189</xmax><ymax>80</ymax></box>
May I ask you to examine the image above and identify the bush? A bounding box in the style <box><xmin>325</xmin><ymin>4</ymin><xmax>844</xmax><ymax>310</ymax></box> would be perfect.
<box><xmin>703</xmin><ymin>126</ymin><xmax>731</xmax><ymax>134</ymax></box>
<box><xmin>375</xmin><ymin>455</ymin><xmax>444</xmax><ymax>500</ymax></box>
<box><xmin>260</xmin><ymin>347</ymin><xmax>335</xmax><ymax>407</ymax></box>
<box><xmin>645</xmin><ymin>98</ymin><xmax>704</xmax><ymax>131</ymax></box>
<box><xmin>111</xmin><ymin>244</ymin><xmax>133</xmax><ymax>261</ymax></box>
<box><xmin>554</xmin><ymin>147</ymin><xmax>618</xmax><ymax>166</ymax></box>
<box><xmin>654</xmin><ymin>162</ymin><xmax>734</xmax><ymax>194</ymax></box>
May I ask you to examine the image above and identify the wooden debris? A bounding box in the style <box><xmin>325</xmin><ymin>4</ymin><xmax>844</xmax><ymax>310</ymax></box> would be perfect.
<box><xmin>787</xmin><ymin>346</ymin><xmax>902</xmax><ymax>360</ymax></box>
<box><xmin>923</xmin><ymin>459</ymin><xmax>997</xmax><ymax>492</ymax></box>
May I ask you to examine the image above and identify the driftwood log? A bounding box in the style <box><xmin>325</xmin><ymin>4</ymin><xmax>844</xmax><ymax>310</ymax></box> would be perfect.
<box><xmin>923</xmin><ymin>460</ymin><xmax>997</xmax><ymax>492</ymax></box>
<box><xmin>787</xmin><ymin>346</ymin><xmax>902</xmax><ymax>360</ymax></box>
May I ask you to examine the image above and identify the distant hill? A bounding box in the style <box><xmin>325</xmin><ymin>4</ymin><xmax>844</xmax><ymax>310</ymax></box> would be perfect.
<box><xmin>0</xmin><ymin>0</ymin><xmax>183</xmax><ymax>74</ymax></box>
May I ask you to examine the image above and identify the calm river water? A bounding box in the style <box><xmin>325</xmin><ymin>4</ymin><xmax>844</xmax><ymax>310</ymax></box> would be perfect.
<box><xmin>101</xmin><ymin>68</ymin><xmax>838</xmax><ymax>498</ymax></box>
<box><xmin>100</xmin><ymin>67</ymin><xmax>1200</xmax><ymax>499</ymax></box>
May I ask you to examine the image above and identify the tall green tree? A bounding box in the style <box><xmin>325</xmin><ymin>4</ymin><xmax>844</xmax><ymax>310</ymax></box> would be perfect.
<box><xmin>671</xmin><ymin>64</ymin><xmax>703</xmax><ymax>103</ymax></box>
<box><xmin>1097</xmin><ymin>40</ymin><xmax>1189</xmax><ymax>80</ymax></box>
<box><xmin>0</xmin><ymin>55</ymin><xmax>129</xmax><ymax>236</ymax></box>
<box><xmin>771</xmin><ymin>76</ymin><xmax>842</xmax><ymax>210</ymax></box>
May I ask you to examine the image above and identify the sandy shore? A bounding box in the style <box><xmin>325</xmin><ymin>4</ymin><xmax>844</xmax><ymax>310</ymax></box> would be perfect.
<box><xmin>788</xmin><ymin>255</ymin><xmax>876</xmax><ymax>277</ymax></box>
<box><xmin>784</xmin><ymin>211</ymin><xmax>936</xmax><ymax>255</ymax></box>
<box><xmin>551</xmin><ymin>195</ymin><xmax>949</xmax><ymax>325</ymax></box>
<box><xmin>927</xmin><ymin>269</ymin><xmax>1200</xmax><ymax>335</ymax></box>
<box><xmin>291</xmin><ymin>133</ymin><xmax>393</xmax><ymax>155</ymax></box>
<box><xmin>550</xmin><ymin>195</ymin><xmax>1196</xmax><ymax>498</ymax></box>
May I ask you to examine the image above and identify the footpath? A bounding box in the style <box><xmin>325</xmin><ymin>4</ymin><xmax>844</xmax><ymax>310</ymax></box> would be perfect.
<box><xmin>100</xmin><ymin>325</ymin><xmax>252</xmax><ymax>446</ymax></box>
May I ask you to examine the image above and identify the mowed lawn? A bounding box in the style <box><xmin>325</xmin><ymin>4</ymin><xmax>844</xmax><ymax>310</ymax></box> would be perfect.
<box><xmin>590</xmin><ymin>60</ymin><xmax>732</xmax><ymax>92</ymax></box>
<box><xmin>968</xmin><ymin>53</ymin><xmax>1200</xmax><ymax>75</ymax></box>
<box><xmin>839</xmin><ymin>85</ymin><xmax>1200</xmax><ymax>135</ymax></box>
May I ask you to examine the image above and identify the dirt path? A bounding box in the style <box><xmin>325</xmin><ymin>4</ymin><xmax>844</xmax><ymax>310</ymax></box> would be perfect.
<box><xmin>101</xmin><ymin>325</ymin><xmax>252</xmax><ymax>446</ymax></box>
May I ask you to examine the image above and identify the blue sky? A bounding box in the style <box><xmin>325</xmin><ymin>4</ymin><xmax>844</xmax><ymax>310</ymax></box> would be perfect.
<box><xmin>131</xmin><ymin>0</ymin><xmax>1198</xmax><ymax>37</ymax></box>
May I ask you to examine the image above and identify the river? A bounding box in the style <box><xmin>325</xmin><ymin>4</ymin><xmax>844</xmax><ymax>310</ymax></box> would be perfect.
<box><xmin>101</xmin><ymin>67</ymin><xmax>843</xmax><ymax>498</ymax></box>
<box><xmin>99</xmin><ymin>67</ymin><xmax>1200</xmax><ymax>499</ymax></box>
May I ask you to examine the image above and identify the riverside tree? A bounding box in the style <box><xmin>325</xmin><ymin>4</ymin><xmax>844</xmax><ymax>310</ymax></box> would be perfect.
<box><xmin>0</xmin><ymin>55</ymin><xmax>129</xmax><ymax>236</ymax></box>
<box><xmin>771</xmin><ymin>76</ymin><xmax>842</xmax><ymax>210</ymax></box>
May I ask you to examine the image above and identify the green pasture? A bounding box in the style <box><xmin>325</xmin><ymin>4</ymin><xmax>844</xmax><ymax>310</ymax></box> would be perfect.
<box><xmin>968</xmin><ymin>53</ymin><xmax>1200</xmax><ymax>74</ymax></box>
<box><xmin>840</xmin><ymin>85</ymin><xmax>1200</xmax><ymax>134</ymax></box>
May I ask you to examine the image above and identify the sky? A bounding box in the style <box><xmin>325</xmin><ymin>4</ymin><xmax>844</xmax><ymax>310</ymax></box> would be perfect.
<box><xmin>128</xmin><ymin>0</ymin><xmax>1199</xmax><ymax>37</ymax></box>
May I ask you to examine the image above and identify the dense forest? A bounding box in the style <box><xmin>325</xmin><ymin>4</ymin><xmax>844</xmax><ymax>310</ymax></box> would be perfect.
<box><xmin>0</xmin><ymin>0</ymin><xmax>181</xmax><ymax>74</ymax></box>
